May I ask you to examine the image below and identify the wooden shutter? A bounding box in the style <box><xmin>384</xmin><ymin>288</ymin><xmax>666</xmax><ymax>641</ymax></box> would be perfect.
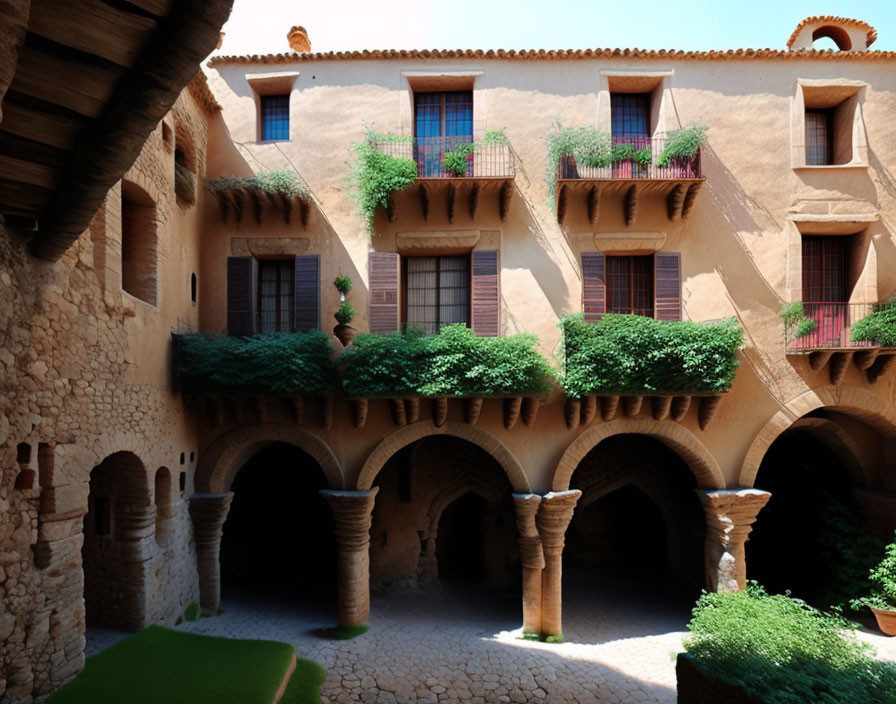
<box><xmin>369</xmin><ymin>251</ymin><xmax>400</xmax><ymax>333</ymax></box>
<box><xmin>471</xmin><ymin>249</ymin><xmax>499</xmax><ymax>337</ymax></box>
<box><xmin>581</xmin><ymin>252</ymin><xmax>606</xmax><ymax>322</ymax></box>
<box><xmin>293</xmin><ymin>255</ymin><xmax>320</xmax><ymax>330</ymax></box>
<box><xmin>227</xmin><ymin>256</ymin><xmax>257</xmax><ymax>336</ymax></box>
<box><xmin>654</xmin><ymin>252</ymin><xmax>682</xmax><ymax>321</ymax></box>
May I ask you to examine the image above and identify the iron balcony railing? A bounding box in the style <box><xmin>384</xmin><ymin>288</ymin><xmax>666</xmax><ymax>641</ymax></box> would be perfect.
<box><xmin>373</xmin><ymin>135</ymin><xmax>515</xmax><ymax>179</ymax></box>
<box><xmin>784</xmin><ymin>302</ymin><xmax>882</xmax><ymax>350</ymax></box>
<box><xmin>558</xmin><ymin>136</ymin><xmax>702</xmax><ymax>180</ymax></box>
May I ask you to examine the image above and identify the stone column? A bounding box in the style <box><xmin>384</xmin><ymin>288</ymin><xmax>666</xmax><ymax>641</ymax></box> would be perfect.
<box><xmin>189</xmin><ymin>492</ymin><xmax>233</xmax><ymax>616</ymax></box>
<box><xmin>513</xmin><ymin>493</ymin><xmax>544</xmax><ymax>635</ymax></box>
<box><xmin>321</xmin><ymin>488</ymin><xmax>378</xmax><ymax>628</ymax></box>
<box><xmin>535</xmin><ymin>490</ymin><xmax>581</xmax><ymax>639</ymax></box>
<box><xmin>697</xmin><ymin>489</ymin><xmax>771</xmax><ymax>593</ymax></box>
<box><xmin>115</xmin><ymin>502</ymin><xmax>158</xmax><ymax>631</ymax></box>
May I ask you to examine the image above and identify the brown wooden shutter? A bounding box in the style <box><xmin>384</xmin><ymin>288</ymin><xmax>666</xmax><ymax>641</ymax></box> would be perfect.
<box><xmin>227</xmin><ymin>256</ymin><xmax>257</xmax><ymax>336</ymax></box>
<box><xmin>293</xmin><ymin>255</ymin><xmax>320</xmax><ymax>330</ymax></box>
<box><xmin>471</xmin><ymin>249</ymin><xmax>499</xmax><ymax>337</ymax></box>
<box><xmin>654</xmin><ymin>252</ymin><xmax>682</xmax><ymax>321</ymax></box>
<box><xmin>369</xmin><ymin>251</ymin><xmax>400</xmax><ymax>333</ymax></box>
<box><xmin>581</xmin><ymin>252</ymin><xmax>606</xmax><ymax>322</ymax></box>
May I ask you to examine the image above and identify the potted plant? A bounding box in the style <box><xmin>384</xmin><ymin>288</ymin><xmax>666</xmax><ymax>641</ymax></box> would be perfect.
<box><xmin>441</xmin><ymin>142</ymin><xmax>474</xmax><ymax>177</ymax></box>
<box><xmin>333</xmin><ymin>276</ymin><xmax>357</xmax><ymax>347</ymax></box>
<box><xmin>851</xmin><ymin>532</ymin><xmax>896</xmax><ymax>635</ymax></box>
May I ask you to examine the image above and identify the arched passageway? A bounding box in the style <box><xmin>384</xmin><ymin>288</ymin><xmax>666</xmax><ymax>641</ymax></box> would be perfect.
<box><xmin>564</xmin><ymin>435</ymin><xmax>705</xmax><ymax>607</ymax></box>
<box><xmin>82</xmin><ymin>451</ymin><xmax>153</xmax><ymax>631</ymax></box>
<box><xmin>220</xmin><ymin>442</ymin><xmax>337</xmax><ymax>604</ymax></box>
<box><xmin>747</xmin><ymin>410</ymin><xmax>885</xmax><ymax>609</ymax></box>
<box><xmin>370</xmin><ymin>436</ymin><xmax>519</xmax><ymax>598</ymax></box>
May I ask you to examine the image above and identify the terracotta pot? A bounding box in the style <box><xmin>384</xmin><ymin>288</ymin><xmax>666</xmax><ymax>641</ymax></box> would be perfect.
<box><xmin>333</xmin><ymin>324</ymin><xmax>357</xmax><ymax>347</ymax></box>
<box><xmin>871</xmin><ymin>606</ymin><xmax>896</xmax><ymax>636</ymax></box>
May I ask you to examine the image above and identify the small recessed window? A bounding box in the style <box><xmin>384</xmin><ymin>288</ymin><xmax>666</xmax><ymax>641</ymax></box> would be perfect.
<box><xmin>16</xmin><ymin>442</ymin><xmax>31</xmax><ymax>465</ymax></box>
<box><xmin>191</xmin><ymin>273</ymin><xmax>197</xmax><ymax>304</ymax></box>
<box><xmin>805</xmin><ymin>110</ymin><xmax>833</xmax><ymax>166</ymax></box>
<box><xmin>189</xmin><ymin>451</ymin><xmax>195</xmax><ymax>463</ymax></box>
<box><xmin>179</xmin><ymin>472</ymin><xmax>186</xmax><ymax>495</ymax></box>
<box><xmin>179</xmin><ymin>452</ymin><xmax>185</xmax><ymax>465</ymax></box>
<box><xmin>260</xmin><ymin>94</ymin><xmax>290</xmax><ymax>141</ymax></box>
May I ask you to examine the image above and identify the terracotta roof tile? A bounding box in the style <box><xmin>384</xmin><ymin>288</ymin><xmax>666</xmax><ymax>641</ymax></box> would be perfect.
<box><xmin>209</xmin><ymin>45</ymin><xmax>896</xmax><ymax>66</ymax></box>
<box><xmin>786</xmin><ymin>16</ymin><xmax>877</xmax><ymax>49</ymax></box>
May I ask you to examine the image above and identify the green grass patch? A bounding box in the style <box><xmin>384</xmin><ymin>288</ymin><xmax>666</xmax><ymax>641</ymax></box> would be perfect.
<box><xmin>312</xmin><ymin>623</ymin><xmax>369</xmax><ymax>640</ymax></box>
<box><xmin>48</xmin><ymin>626</ymin><xmax>304</xmax><ymax>704</ymax></box>
<box><xmin>280</xmin><ymin>659</ymin><xmax>327</xmax><ymax>704</ymax></box>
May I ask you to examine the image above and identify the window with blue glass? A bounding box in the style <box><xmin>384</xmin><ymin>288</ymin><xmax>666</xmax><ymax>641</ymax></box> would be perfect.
<box><xmin>414</xmin><ymin>91</ymin><xmax>473</xmax><ymax>176</ymax></box>
<box><xmin>260</xmin><ymin>94</ymin><xmax>290</xmax><ymax>141</ymax></box>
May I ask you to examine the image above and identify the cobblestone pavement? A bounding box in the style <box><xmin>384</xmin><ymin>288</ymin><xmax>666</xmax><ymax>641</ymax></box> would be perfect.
<box><xmin>86</xmin><ymin>575</ymin><xmax>896</xmax><ymax>704</ymax></box>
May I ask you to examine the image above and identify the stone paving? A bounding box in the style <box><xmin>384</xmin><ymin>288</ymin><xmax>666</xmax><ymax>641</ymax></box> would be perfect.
<box><xmin>85</xmin><ymin>574</ymin><xmax>896</xmax><ymax>704</ymax></box>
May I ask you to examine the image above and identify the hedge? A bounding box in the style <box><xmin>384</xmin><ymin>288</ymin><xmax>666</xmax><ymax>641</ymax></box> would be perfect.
<box><xmin>176</xmin><ymin>331</ymin><xmax>337</xmax><ymax>395</ymax></box>
<box><xmin>560</xmin><ymin>313</ymin><xmax>742</xmax><ymax>397</ymax></box>
<box><xmin>340</xmin><ymin>324</ymin><xmax>556</xmax><ymax>398</ymax></box>
<box><xmin>684</xmin><ymin>584</ymin><xmax>896</xmax><ymax>704</ymax></box>
<box><xmin>851</xmin><ymin>303</ymin><xmax>896</xmax><ymax>347</ymax></box>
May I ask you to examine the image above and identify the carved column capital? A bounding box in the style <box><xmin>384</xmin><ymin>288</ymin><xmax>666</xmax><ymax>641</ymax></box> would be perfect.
<box><xmin>513</xmin><ymin>494</ymin><xmax>544</xmax><ymax>569</ymax></box>
<box><xmin>536</xmin><ymin>490</ymin><xmax>581</xmax><ymax>552</ymax></box>
<box><xmin>321</xmin><ymin>488</ymin><xmax>379</xmax><ymax>551</ymax></box>
<box><xmin>697</xmin><ymin>488</ymin><xmax>771</xmax><ymax>592</ymax></box>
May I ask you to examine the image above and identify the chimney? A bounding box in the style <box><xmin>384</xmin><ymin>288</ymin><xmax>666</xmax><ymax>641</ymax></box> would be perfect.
<box><xmin>287</xmin><ymin>26</ymin><xmax>311</xmax><ymax>53</ymax></box>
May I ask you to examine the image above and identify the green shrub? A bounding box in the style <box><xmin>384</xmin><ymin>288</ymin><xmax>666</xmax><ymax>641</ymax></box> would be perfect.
<box><xmin>657</xmin><ymin>123</ymin><xmax>708</xmax><ymax>167</ymax></box>
<box><xmin>341</xmin><ymin>324</ymin><xmax>555</xmax><ymax>398</ymax></box>
<box><xmin>480</xmin><ymin>130</ymin><xmax>509</xmax><ymax>146</ymax></box>
<box><xmin>350</xmin><ymin>126</ymin><xmax>418</xmax><ymax>235</ymax></box>
<box><xmin>442</xmin><ymin>142</ymin><xmax>475</xmax><ymax>177</ymax></box>
<box><xmin>685</xmin><ymin>583</ymin><xmax>896</xmax><ymax>704</ymax></box>
<box><xmin>333</xmin><ymin>276</ymin><xmax>353</xmax><ymax>295</ymax></box>
<box><xmin>560</xmin><ymin>314</ymin><xmax>742</xmax><ymax>397</ymax></box>
<box><xmin>176</xmin><ymin>331</ymin><xmax>336</xmax><ymax>395</ymax></box>
<box><xmin>779</xmin><ymin>302</ymin><xmax>817</xmax><ymax>339</ymax></box>
<box><xmin>852</xmin><ymin>530</ymin><xmax>896</xmax><ymax>612</ymax></box>
<box><xmin>544</xmin><ymin>122</ymin><xmax>613</xmax><ymax>205</ymax></box>
<box><xmin>334</xmin><ymin>301</ymin><xmax>356</xmax><ymax>326</ymax></box>
<box><xmin>611</xmin><ymin>142</ymin><xmax>652</xmax><ymax>166</ymax></box>
<box><xmin>851</xmin><ymin>303</ymin><xmax>896</xmax><ymax>347</ymax></box>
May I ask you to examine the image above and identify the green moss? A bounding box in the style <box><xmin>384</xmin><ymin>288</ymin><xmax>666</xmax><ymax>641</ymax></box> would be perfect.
<box><xmin>184</xmin><ymin>602</ymin><xmax>200</xmax><ymax>622</ymax></box>
<box><xmin>560</xmin><ymin>314</ymin><xmax>742</xmax><ymax>397</ymax></box>
<box><xmin>544</xmin><ymin>635</ymin><xmax>564</xmax><ymax>644</ymax></box>
<box><xmin>48</xmin><ymin>625</ymin><xmax>301</xmax><ymax>704</ymax></box>
<box><xmin>312</xmin><ymin>623</ymin><xmax>369</xmax><ymax>640</ymax></box>
<box><xmin>279</xmin><ymin>659</ymin><xmax>327</xmax><ymax>704</ymax></box>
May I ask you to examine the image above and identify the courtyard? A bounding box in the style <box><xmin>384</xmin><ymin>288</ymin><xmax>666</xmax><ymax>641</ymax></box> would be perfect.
<box><xmin>85</xmin><ymin>575</ymin><xmax>896</xmax><ymax>704</ymax></box>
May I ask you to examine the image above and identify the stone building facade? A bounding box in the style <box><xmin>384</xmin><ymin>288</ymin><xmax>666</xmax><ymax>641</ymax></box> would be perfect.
<box><xmin>3</xmin><ymin>14</ymin><xmax>896</xmax><ymax>702</ymax></box>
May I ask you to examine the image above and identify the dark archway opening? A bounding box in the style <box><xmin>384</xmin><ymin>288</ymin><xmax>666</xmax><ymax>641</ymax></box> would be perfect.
<box><xmin>565</xmin><ymin>435</ymin><xmax>704</xmax><ymax>610</ymax></box>
<box><xmin>436</xmin><ymin>491</ymin><xmax>487</xmax><ymax>583</ymax></box>
<box><xmin>220</xmin><ymin>442</ymin><xmax>337</xmax><ymax>605</ymax></box>
<box><xmin>747</xmin><ymin>429</ymin><xmax>879</xmax><ymax>609</ymax></box>
<box><xmin>371</xmin><ymin>436</ymin><xmax>520</xmax><ymax>601</ymax></box>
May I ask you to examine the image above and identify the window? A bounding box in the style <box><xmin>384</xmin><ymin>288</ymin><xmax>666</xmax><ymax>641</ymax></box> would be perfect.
<box><xmin>805</xmin><ymin>110</ymin><xmax>833</xmax><ymax>166</ymax></box>
<box><xmin>415</xmin><ymin>91</ymin><xmax>473</xmax><ymax>176</ymax></box>
<box><xmin>258</xmin><ymin>260</ymin><xmax>294</xmax><ymax>332</ymax></box>
<box><xmin>190</xmin><ymin>273</ymin><xmax>197</xmax><ymax>304</ymax></box>
<box><xmin>606</xmin><ymin>255</ymin><xmax>654</xmax><ymax>316</ymax></box>
<box><xmin>611</xmin><ymin>93</ymin><xmax>651</xmax><ymax>177</ymax></box>
<box><xmin>260</xmin><ymin>94</ymin><xmax>290</xmax><ymax>141</ymax></box>
<box><xmin>802</xmin><ymin>236</ymin><xmax>847</xmax><ymax>304</ymax></box>
<box><xmin>121</xmin><ymin>181</ymin><xmax>158</xmax><ymax>306</ymax></box>
<box><xmin>404</xmin><ymin>255</ymin><xmax>470</xmax><ymax>334</ymax></box>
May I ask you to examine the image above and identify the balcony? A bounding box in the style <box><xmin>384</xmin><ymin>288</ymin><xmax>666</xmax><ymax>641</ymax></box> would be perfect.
<box><xmin>372</xmin><ymin>134</ymin><xmax>515</xmax><ymax>223</ymax></box>
<box><xmin>554</xmin><ymin>136</ymin><xmax>705</xmax><ymax>226</ymax></box>
<box><xmin>783</xmin><ymin>302</ymin><xmax>896</xmax><ymax>384</ymax></box>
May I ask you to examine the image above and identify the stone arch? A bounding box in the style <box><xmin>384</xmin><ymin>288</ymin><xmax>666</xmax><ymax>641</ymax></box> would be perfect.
<box><xmin>357</xmin><ymin>420</ymin><xmax>530</xmax><ymax>494</ymax></box>
<box><xmin>552</xmin><ymin>418</ymin><xmax>725</xmax><ymax>492</ymax></box>
<box><xmin>739</xmin><ymin>385</ymin><xmax>896</xmax><ymax>488</ymax></box>
<box><xmin>195</xmin><ymin>424</ymin><xmax>344</xmax><ymax>493</ymax></box>
<box><xmin>426</xmin><ymin>473</ymin><xmax>506</xmax><ymax>536</ymax></box>
<box><xmin>812</xmin><ymin>25</ymin><xmax>852</xmax><ymax>50</ymax></box>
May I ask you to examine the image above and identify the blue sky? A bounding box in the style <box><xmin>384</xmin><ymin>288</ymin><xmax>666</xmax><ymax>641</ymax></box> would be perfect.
<box><xmin>219</xmin><ymin>0</ymin><xmax>896</xmax><ymax>55</ymax></box>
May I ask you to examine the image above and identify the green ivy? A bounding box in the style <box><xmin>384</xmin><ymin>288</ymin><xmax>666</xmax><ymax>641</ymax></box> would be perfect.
<box><xmin>560</xmin><ymin>314</ymin><xmax>742</xmax><ymax>397</ymax></box>
<box><xmin>176</xmin><ymin>331</ymin><xmax>337</xmax><ymax>395</ymax></box>
<box><xmin>685</xmin><ymin>583</ymin><xmax>896</xmax><ymax>704</ymax></box>
<box><xmin>350</xmin><ymin>126</ymin><xmax>418</xmax><ymax>235</ymax></box>
<box><xmin>779</xmin><ymin>302</ymin><xmax>817</xmax><ymax>340</ymax></box>
<box><xmin>851</xmin><ymin>303</ymin><xmax>896</xmax><ymax>347</ymax></box>
<box><xmin>852</xmin><ymin>530</ymin><xmax>896</xmax><ymax>612</ymax></box>
<box><xmin>657</xmin><ymin>123</ymin><xmax>708</xmax><ymax>167</ymax></box>
<box><xmin>341</xmin><ymin>324</ymin><xmax>556</xmax><ymax>398</ymax></box>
